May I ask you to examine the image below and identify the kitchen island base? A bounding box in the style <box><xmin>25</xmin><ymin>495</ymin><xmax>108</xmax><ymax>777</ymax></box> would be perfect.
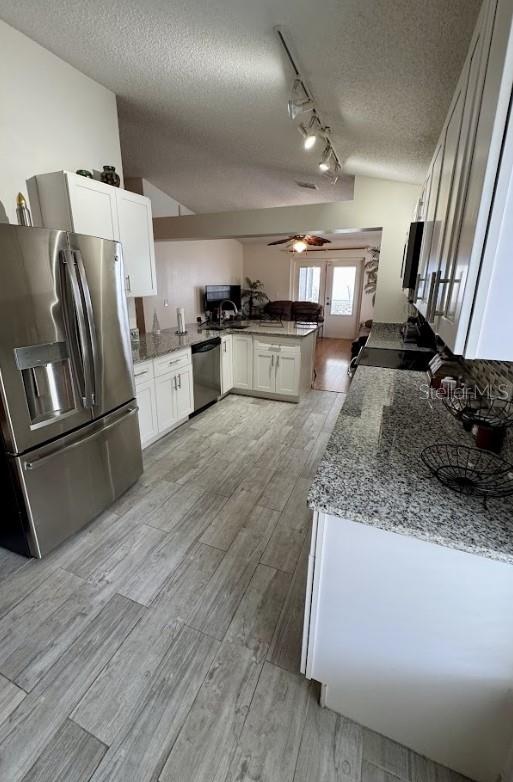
<box><xmin>302</xmin><ymin>511</ymin><xmax>513</xmax><ymax>782</ymax></box>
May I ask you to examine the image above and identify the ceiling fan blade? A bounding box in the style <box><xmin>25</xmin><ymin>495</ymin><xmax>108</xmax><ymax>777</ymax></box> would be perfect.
<box><xmin>267</xmin><ymin>237</ymin><xmax>293</xmax><ymax>246</ymax></box>
<box><xmin>304</xmin><ymin>235</ymin><xmax>331</xmax><ymax>246</ymax></box>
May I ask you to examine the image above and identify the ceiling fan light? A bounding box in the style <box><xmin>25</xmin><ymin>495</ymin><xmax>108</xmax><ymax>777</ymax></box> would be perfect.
<box><xmin>292</xmin><ymin>239</ymin><xmax>308</xmax><ymax>253</ymax></box>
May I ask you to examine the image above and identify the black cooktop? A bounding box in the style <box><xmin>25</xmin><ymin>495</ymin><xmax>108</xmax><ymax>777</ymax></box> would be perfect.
<box><xmin>358</xmin><ymin>346</ymin><xmax>435</xmax><ymax>371</ymax></box>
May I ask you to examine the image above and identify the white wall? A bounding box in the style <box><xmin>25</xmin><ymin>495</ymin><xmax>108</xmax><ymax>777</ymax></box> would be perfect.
<box><xmin>153</xmin><ymin>177</ymin><xmax>421</xmax><ymax>323</ymax></box>
<box><xmin>0</xmin><ymin>20</ymin><xmax>123</xmax><ymax>225</ymax></box>
<box><xmin>242</xmin><ymin>244</ymin><xmax>291</xmax><ymax>301</ymax></box>
<box><xmin>143</xmin><ymin>239</ymin><xmax>243</xmax><ymax>330</ymax></box>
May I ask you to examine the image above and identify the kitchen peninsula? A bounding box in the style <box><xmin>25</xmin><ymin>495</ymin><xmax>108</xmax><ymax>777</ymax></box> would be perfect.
<box><xmin>303</xmin><ymin>364</ymin><xmax>513</xmax><ymax>782</ymax></box>
<box><xmin>132</xmin><ymin>321</ymin><xmax>319</xmax><ymax>448</ymax></box>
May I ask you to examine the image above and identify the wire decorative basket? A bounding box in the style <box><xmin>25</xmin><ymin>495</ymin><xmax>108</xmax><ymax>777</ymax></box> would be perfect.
<box><xmin>421</xmin><ymin>444</ymin><xmax>513</xmax><ymax>499</ymax></box>
<box><xmin>443</xmin><ymin>393</ymin><xmax>513</xmax><ymax>429</ymax></box>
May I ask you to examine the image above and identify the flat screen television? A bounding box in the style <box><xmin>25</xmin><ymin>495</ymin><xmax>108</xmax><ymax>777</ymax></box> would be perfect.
<box><xmin>204</xmin><ymin>284</ymin><xmax>241</xmax><ymax>312</ymax></box>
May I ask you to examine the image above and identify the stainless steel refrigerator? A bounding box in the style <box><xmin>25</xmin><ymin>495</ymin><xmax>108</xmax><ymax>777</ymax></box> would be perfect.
<box><xmin>0</xmin><ymin>224</ymin><xmax>143</xmax><ymax>558</ymax></box>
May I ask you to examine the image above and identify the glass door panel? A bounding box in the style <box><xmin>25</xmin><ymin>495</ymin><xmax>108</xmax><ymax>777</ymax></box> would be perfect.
<box><xmin>324</xmin><ymin>261</ymin><xmax>362</xmax><ymax>339</ymax></box>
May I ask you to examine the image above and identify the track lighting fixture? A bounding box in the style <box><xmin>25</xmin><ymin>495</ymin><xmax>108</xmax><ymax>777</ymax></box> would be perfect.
<box><xmin>287</xmin><ymin>78</ymin><xmax>314</xmax><ymax>120</ymax></box>
<box><xmin>276</xmin><ymin>26</ymin><xmax>344</xmax><ymax>183</ymax></box>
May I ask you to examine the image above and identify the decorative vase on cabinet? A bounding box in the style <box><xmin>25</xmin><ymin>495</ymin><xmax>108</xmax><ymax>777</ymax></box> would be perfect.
<box><xmin>101</xmin><ymin>165</ymin><xmax>120</xmax><ymax>187</ymax></box>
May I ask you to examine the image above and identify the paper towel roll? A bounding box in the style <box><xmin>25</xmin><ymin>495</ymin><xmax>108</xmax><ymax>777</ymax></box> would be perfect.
<box><xmin>176</xmin><ymin>307</ymin><xmax>186</xmax><ymax>334</ymax></box>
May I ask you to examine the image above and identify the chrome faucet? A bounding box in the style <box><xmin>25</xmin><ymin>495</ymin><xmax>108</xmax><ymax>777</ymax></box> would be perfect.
<box><xmin>218</xmin><ymin>299</ymin><xmax>238</xmax><ymax>325</ymax></box>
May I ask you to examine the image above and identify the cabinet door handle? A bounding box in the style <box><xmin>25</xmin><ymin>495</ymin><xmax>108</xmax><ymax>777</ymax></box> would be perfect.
<box><xmin>134</xmin><ymin>370</ymin><xmax>148</xmax><ymax>378</ymax></box>
<box><xmin>224</xmin><ymin>341</ymin><xmax>227</xmax><ymax>353</ymax></box>
<box><xmin>414</xmin><ymin>274</ymin><xmax>426</xmax><ymax>301</ymax></box>
<box><xmin>271</xmin><ymin>354</ymin><xmax>274</xmax><ymax>367</ymax></box>
<box><xmin>276</xmin><ymin>355</ymin><xmax>280</xmax><ymax>369</ymax></box>
<box><xmin>173</xmin><ymin>376</ymin><xmax>177</xmax><ymax>390</ymax></box>
<box><xmin>125</xmin><ymin>274</ymin><xmax>131</xmax><ymax>293</ymax></box>
<box><xmin>426</xmin><ymin>271</ymin><xmax>438</xmax><ymax>322</ymax></box>
<box><xmin>432</xmin><ymin>273</ymin><xmax>453</xmax><ymax>318</ymax></box>
<box><xmin>178</xmin><ymin>373</ymin><xmax>182</xmax><ymax>389</ymax></box>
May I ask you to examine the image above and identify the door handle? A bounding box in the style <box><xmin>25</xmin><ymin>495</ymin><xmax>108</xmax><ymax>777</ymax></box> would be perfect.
<box><xmin>125</xmin><ymin>274</ymin><xmax>131</xmax><ymax>293</ymax></box>
<box><xmin>60</xmin><ymin>249</ymin><xmax>95</xmax><ymax>408</ymax></box>
<box><xmin>73</xmin><ymin>249</ymin><xmax>99</xmax><ymax>406</ymax></box>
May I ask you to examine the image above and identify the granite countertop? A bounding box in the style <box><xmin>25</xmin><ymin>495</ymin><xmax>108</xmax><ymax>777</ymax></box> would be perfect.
<box><xmin>366</xmin><ymin>322</ymin><xmax>433</xmax><ymax>352</ymax></box>
<box><xmin>132</xmin><ymin>321</ymin><xmax>319</xmax><ymax>363</ymax></box>
<box><xmin>308</xmin><ymin>365</ymin><xmax>513</xmax><ymax>564</ymax></box>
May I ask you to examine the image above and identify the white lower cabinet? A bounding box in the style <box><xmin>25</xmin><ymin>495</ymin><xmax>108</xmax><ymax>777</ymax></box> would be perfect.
<box><xmin>134</xmin><ymin>378</ymin><xmax>158</xmax><ymax>447</ymax></box>
<box><xmin>253</xmin><ymin>342</ymin><xmax>300</xmax><ymax>397</ymax></box>
<box><xmin>134</xmin><ymin>349</ymin><xmax>193</xmax><ymax>448</ymax></box>
<box><xmin>232</xmin><ymin>335</ymin><xmax>253</xmax><ymax>390</ymax></box>
<box><xmin>303</xmin><ymin>511</ymin><xmax>513</xmax><ymax>782</ymax></box>
<box><xmin>253</xmin><ymin>348</ymin><xmax>274</xmax><ymax>393</ymax></box>
<box><xmin>174</xmin><ymin>365</ymin><xmax>194</xmax><ymax>420</ymax></box>
<box><xmin>155</xmin><ymin>373</ymin><xmax>178</xmax><ymax>432</ymax></box>
<box><xmin>221</xmin><ymin>335</ymin><xmax>234</xmax><ymax>394</ymax></box>
<box><xmin>275</xmin><ymin>350</ymin><xmax>300</xmax><ymax>396</ymax></box>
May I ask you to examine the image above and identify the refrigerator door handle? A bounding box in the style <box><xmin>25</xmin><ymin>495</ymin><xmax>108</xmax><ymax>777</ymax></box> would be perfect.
<box><xmin>72</xmin><ymin>249</ymin><xmax>100</xmax><ymax>407</ymax></box>
<box><xmin>60</xmin><ymin>249</ymin><xmax>94</xmax><ymax>408</ymax></box>
<box><xmin>23</xmin><ymin>406</ymin><xmax>139</xmax><ymax>470</ymax></box>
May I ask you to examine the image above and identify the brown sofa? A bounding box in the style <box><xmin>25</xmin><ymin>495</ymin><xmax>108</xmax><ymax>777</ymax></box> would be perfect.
<box><xmin>264</xmin><ymin>300</ymin><xmax>324</xmax><ymax>325</ymax></box>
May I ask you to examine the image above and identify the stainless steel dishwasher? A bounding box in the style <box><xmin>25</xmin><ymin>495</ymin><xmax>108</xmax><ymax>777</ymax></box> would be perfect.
<box><xmin>191</xmin><ymin>337</ymin><xmax>222</xmax><ymax>413</ymax></box>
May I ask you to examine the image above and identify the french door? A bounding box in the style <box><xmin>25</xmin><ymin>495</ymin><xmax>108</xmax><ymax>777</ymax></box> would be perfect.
<box><xmin>294</xmin><ymin>258</ymin><xmax>363</xmax><ymax>339</ymax></box>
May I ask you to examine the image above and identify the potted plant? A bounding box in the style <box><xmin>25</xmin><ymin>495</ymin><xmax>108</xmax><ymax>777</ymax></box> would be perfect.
<box><xmin>242</xmin><ymin>277</ymin><xmax>269</xmax><ymax>318</ymax></box>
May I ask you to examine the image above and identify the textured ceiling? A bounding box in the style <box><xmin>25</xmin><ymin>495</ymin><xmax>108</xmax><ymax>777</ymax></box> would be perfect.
<box><xmin>0</xmin><ymin>0</ymin><xmax>481</xmax><ymax>213</ymax></box>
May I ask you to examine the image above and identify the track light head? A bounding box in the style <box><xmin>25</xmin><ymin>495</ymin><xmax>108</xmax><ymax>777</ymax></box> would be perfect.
<box><xmin>288</xmin><ymin>78</ymin><xmax>314</xmax><ymax>120</ymax></box>
<box><xmin>304</xmin><ymin>134</ymin><xmax>317</xmax><ymax>150</ymax></box>
<box><xmin>298</xmin><ymin>121</ymin><xmax>317</xmax><ymax>150</ymax></box>
<box><xmin>319</xmin><ymin>143</ymin><xmax>332</xmax><ymax>172</ymax></box>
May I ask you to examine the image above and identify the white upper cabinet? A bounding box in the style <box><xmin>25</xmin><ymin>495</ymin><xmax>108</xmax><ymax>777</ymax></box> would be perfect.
<box><xmin>415</xmin><ymin>141</ymin><xmax>444</xmax><ymax>316</ymax></box>
<box><xmin>66</xmin><ymin>174</ymin><xmax>120</xmax><ymax>241</ymax></box>
<box><xmin>33</xmin><ymin>171</ymin><xmax>157</xmax><ymax>298</ymax></box>
<box><xmin>115</xmin><ymin>189</ymin><xmax>157</xmax><ymax>297</ymax></box>
<box><xmin>416</xmin><ymin>0</ymin><xmax>513</xmax><ymax>358</ymax></box>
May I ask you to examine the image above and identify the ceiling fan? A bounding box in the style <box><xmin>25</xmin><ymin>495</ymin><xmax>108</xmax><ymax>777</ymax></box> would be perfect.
<box><xmin>267</xmin><ymin>234</ymin><xmax>331</xmax><ymax>253</ymax></box>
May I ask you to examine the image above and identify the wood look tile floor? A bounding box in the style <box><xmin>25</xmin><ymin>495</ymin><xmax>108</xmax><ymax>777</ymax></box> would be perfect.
<box><xmin>0</xmin><ymin>391</ymin><xmax>470</xmax><ymax>782</ymax></box>
<box><xmin>313</xmin><ymin>337</ymin><xmax>353</xmax><ymax>393</ymax></box>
